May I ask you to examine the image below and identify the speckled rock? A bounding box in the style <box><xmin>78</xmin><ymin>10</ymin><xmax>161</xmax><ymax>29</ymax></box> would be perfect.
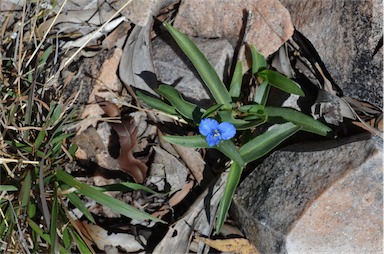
<box><xmin>279</xmin><ymin>0</ymin><xmax>383</xmax><ymax>108</ymax></box>
<box><xmin>232</xmin><ymin>133</ymin><xmax>383</xmax><ymax>253</ymax></box>
<box><xmin>173</xmin><ymin>0</ymin><xmax>294</xmax><ymax>57</ymax></box>
<box><xmin>152</xmin><ymin>35</ymin><xmax>234</xmax><ymax>107</ymax></box>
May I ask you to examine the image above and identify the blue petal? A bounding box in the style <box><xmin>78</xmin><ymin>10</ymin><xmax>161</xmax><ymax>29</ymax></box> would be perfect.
<box><xmin>218</xmin><ymin>122</ymin><xmax>236</xmax><ymax>140</ymax></box>
<box><xmin>199</xmin><ymin>118</ymin><xmax>219</xmax><ymax>136</ymax></box>
<box><xmin>206</xmin><ymin>133</ymin><xmax>221</xmax><ymax>147</ymax></box>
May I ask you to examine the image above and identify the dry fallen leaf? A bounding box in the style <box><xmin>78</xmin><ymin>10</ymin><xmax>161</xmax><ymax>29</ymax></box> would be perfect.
<box><xmin>119</xmin><ymin>19</ymin><xmax>159</xmax><ymax>96</ymax></box>
<box><xmin>81</xmin><ymin>221</ymin><xmax>146</xmax><ymax>252</ymax></box>
<box><xmin>112</xmin><ymin>120</ymin><xmax>148</xmax><ymax>183</ymax></box>
<box><xmin>195</xmin><ymin>236</ymin><xmax>260</xmax><ymax>254</ymax></box>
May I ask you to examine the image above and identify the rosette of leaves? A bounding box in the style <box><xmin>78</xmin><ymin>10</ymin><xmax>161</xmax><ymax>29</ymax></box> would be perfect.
<box><xmin>137</xmin><ymin>23</ymin><xmax>331</xmax><ymax>233</ymax></box>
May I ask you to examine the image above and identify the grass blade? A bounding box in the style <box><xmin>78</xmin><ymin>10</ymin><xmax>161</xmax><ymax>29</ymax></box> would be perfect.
<box><xmin>55</xmin><ymin>170</ymin><xmax>164</xmax><ymax>223</ymax></box>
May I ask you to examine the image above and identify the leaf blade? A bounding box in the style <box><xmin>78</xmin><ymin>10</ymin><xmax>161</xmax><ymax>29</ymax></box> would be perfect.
<box><xmin>240</xmin><ymin>122</ymin><xmax>301</xmax><ymax>163</ymax></box>
<box><xmin>164</xmin><ymin>22</ymin><xmax>232</xmax><ymax>108</ymax></box>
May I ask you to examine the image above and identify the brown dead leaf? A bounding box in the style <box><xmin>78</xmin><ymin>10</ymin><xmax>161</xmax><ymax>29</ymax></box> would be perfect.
<box><xmin>195</xmin><ymin>236</ymin><xmax>260</xmax><ymax>254</ymax></box>
<box><xmin>112</xmin><ymin>120</ymin><xmax>148</xmax><ymax>183</ymax></box>
<box><xmin>95</xmin><ymin>95</ymin><xmax>120</xmax><ymax>117</ymax></box>
<box><xmin>172</xmin><ymin>144</ymin><xmax>205</xmax><ymax>183</ymax></box>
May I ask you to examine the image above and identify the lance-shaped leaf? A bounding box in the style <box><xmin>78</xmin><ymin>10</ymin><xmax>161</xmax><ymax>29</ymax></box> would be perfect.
<box><xmin>250</xmin><ymin>44</ymin><xmax>267</xmax><ymax>74</ymax></box>
<box><xmin>136</xmin><ymin>90</ymin><xmax>179</xmax><ymax>116</ymax></box>
<box><xmin>164</xmin><ymin>22</ymin><xmax>232</xmax><ymax>108</ymax></box>
<box><xmin>156</xmin><ymin>85</ymin><xmax>204</xmax><ymax>122</ymax></box>
<box><xmin>216</xmin><ymin>140</ymin><xmax>245</xmax><ymax>168</ymax></box>
<box><xmin>259</xmin><ymin>69</ymin><xmax>305</xmax><ymax>96</ymax></box>
<box><xmin>253</xmin><ymin>80</ymin><xmax>270</xmax><ymax>106</ymax></box>
<box><xmin>218</xmin><ymin>110</ymin><xmax>265</xmax><ymax>130</ymax></box>
<box><xmin>240</xmin><ymin>122</ymin><xmax>301</xmax><ymax>163</ymax></box>
<box><xmin>56</xmin><ymin>170</ymin><xmax>164</xmax><ymax>223</ymax></box>
<box><xmin>201</xmin><ymin>104</ymin><xmax>223</xmax><ymax>119</ymax></box>
<box><xmin>229</xmin><ymin>61</ymin><xmax>243</xmax><ymax>100</ymax></box>
<box><xmin>163</xmin><ymin>135</ymin><xmax>210</xmax><ymax>148</ymax></box>
<box><xmin>264</xmin><ymin>107</ymin><xmax>332</xmax><ymax>136</ymax></box>
<box><xmin>216</xmin><ymin>162</ymin><xmax>243</xmax><ymax>234</ymax></box>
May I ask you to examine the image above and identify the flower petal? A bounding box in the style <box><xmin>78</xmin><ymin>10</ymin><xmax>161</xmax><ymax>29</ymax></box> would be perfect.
<box><xmin>206</xmin><ymin>133</ymin><xmax>221</xmax><ymax>147</ymax></box>
<box><xmin>218</xmin><ymin>122</ymin><xmax>236</xmax><ymax>140</ymax></box>
<box><xmin>199</xmin><ymin>118</ymin><xmax>219</xmax><ymax>136</ymax></box>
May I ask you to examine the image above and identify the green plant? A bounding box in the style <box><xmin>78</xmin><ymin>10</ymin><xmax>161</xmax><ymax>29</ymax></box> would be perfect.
<box><xmin>137</xmin><ymin>22</ymin><xmax>332</xmax><ymax>233</ymax></box>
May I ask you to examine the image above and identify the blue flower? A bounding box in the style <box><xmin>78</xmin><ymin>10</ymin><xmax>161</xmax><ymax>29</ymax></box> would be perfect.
<box><xmin>199</xmin><ymin>118</ymin><xmax>236</xmax><ymax>147</ymax></box>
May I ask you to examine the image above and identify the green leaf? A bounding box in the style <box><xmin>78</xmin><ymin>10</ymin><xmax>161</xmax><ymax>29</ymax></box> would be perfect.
<box><xmin>229</xmin><ymin>61</ymin><xmax>243</xmax><ymax>100</ymax></box>
<box><xmin>164</xmin><ymin>22</ymin><xmax>232</xmax><ymax>108</ymax></box>
<box><xmin>238</xmin><ymin>104</ymin><xmax>265</xmax><ymax>115</ymax></box>
<box><xmin>34</xmin><ymin>130</ymin><xmax>47</xmax><ymax>152</ymax></box>
<box><xmin>163</xmin><ymin>135</ymin><xmax>210</xmax><ymax>148</ymax></box>
<box><xmin>216</xmin><ymin>162</ymin><xmax>243</xmax><ymax>234</ymax></box>
<box><xmin>253</xmin><ymin>81</ymin><xmax>270</xmax><ymax>106</ymax></box>
<box><xmin>19</xmin><ymin>170</ymin><xmax>32</xmax><ymax>207</ymax></box>
<box><xmin>240</xmin><ymin>122</ymin><xmax>301</xmax><ymax>163</ymax></box>
<box><xmin>259</xmin><ymin>70</ymin><xmax>305</xmax><ymax>96</ymax></box>
<box><xmin>250</xmin><ymin>44</ymin><xmax>267</xmax><ymax>74</ymax></box>
<box><xmin>218</xmin><ymin>110</ymin><xmax>265</xmax><ymax>130</ymax></box>
<box><xmin>216</xmin><ymin>140</ymin><xmax>245</xmax><ymax>168</ymax></box>
<box><xmin>38</xmin><ymin>45</ymin><xmax>53</xmax><ymax>73</ymax></box>
<box><xmin>93</xmin><ymin>182</ymin><xmax>158</xmax><ymax>195</ymax></box>
<box><xmin>72</xmin><ymin>230</ymin><xmax>92</xmax><ymax>254</ymax></box>
<box><xmin>264</xmin><ymin>107</ymin><xmax>332</xmax><ymax>136</ymax></box>
<box><xmin>0</xmin><ymin>185</ymin><xmax>18</xmax><ymax>191</ymax></box>
<box><xmin>156</xmin><ymin>85</ymin><xmax>204</xmax><ymax>122</ymax></box>
<box><xmin>60</xmin><ymin>184</ymin><xmax>95</xmax><ymax>224</ymax></box>
<box><xmin>136</xmin><ymin>90</ymin><xmax>179</xmax><ymax>116</ymax></box>
<box><xmin>56</xmin><ymin>170</ymin><xmax>164</xmax><ymax>223</ymax></box>
<box><xmin>201</xmin><ymin>104</ymin><xmax>223</xmax><ymax>119</ymax></box>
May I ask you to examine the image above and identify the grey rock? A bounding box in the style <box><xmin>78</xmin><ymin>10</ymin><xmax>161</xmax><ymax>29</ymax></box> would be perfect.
<box><xmin>152</xmin><ymin>36</ymin><xmax>234</xmax><ymax>107</ymax></box>
<box><xmin>280</xmin><ymin>0</ymin><xmax>383</xmax><ymax>108</ymax></box>
<box><xmin>232</xmin><ymin>133</ymin><xmax>383</xmax><ymax>253</ymax></box>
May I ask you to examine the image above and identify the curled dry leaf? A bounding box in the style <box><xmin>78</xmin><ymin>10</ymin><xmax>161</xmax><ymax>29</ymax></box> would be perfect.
<box><xmin>195</xmin><ymin>236</ymin><xmax>260</xmax><ymax>254</ymax></box>
<box><xmin>112</xmin><ymin>120</ymin><xmax>148</xmax><ymax>183</ymax></box>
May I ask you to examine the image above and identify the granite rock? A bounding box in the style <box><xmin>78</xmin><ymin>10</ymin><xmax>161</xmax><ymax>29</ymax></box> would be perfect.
<box><xmin>174</xmin><ymin>0</ymin><xmax>294</xmax><ymax>58</ymax></box>
<box><xmin>232</xmin><ymin>133</ymin><xmax>383</xmax><ymax>253</ymax></box>
<box><xmin>152</xmin><ymin>35</ymin><xmax>234</xmax><ymax>107</ymax></box>
<box><xmin>279</xmin><ymin>0</ymin><xmax>383</xmax><ymax>108</ymax></box>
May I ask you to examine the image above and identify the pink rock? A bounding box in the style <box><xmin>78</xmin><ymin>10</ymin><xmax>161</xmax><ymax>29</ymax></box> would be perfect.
<box><xmin>174</xmin><ymin>0</ymin><xmax>294</xmax><ymax>57</ymax></box>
